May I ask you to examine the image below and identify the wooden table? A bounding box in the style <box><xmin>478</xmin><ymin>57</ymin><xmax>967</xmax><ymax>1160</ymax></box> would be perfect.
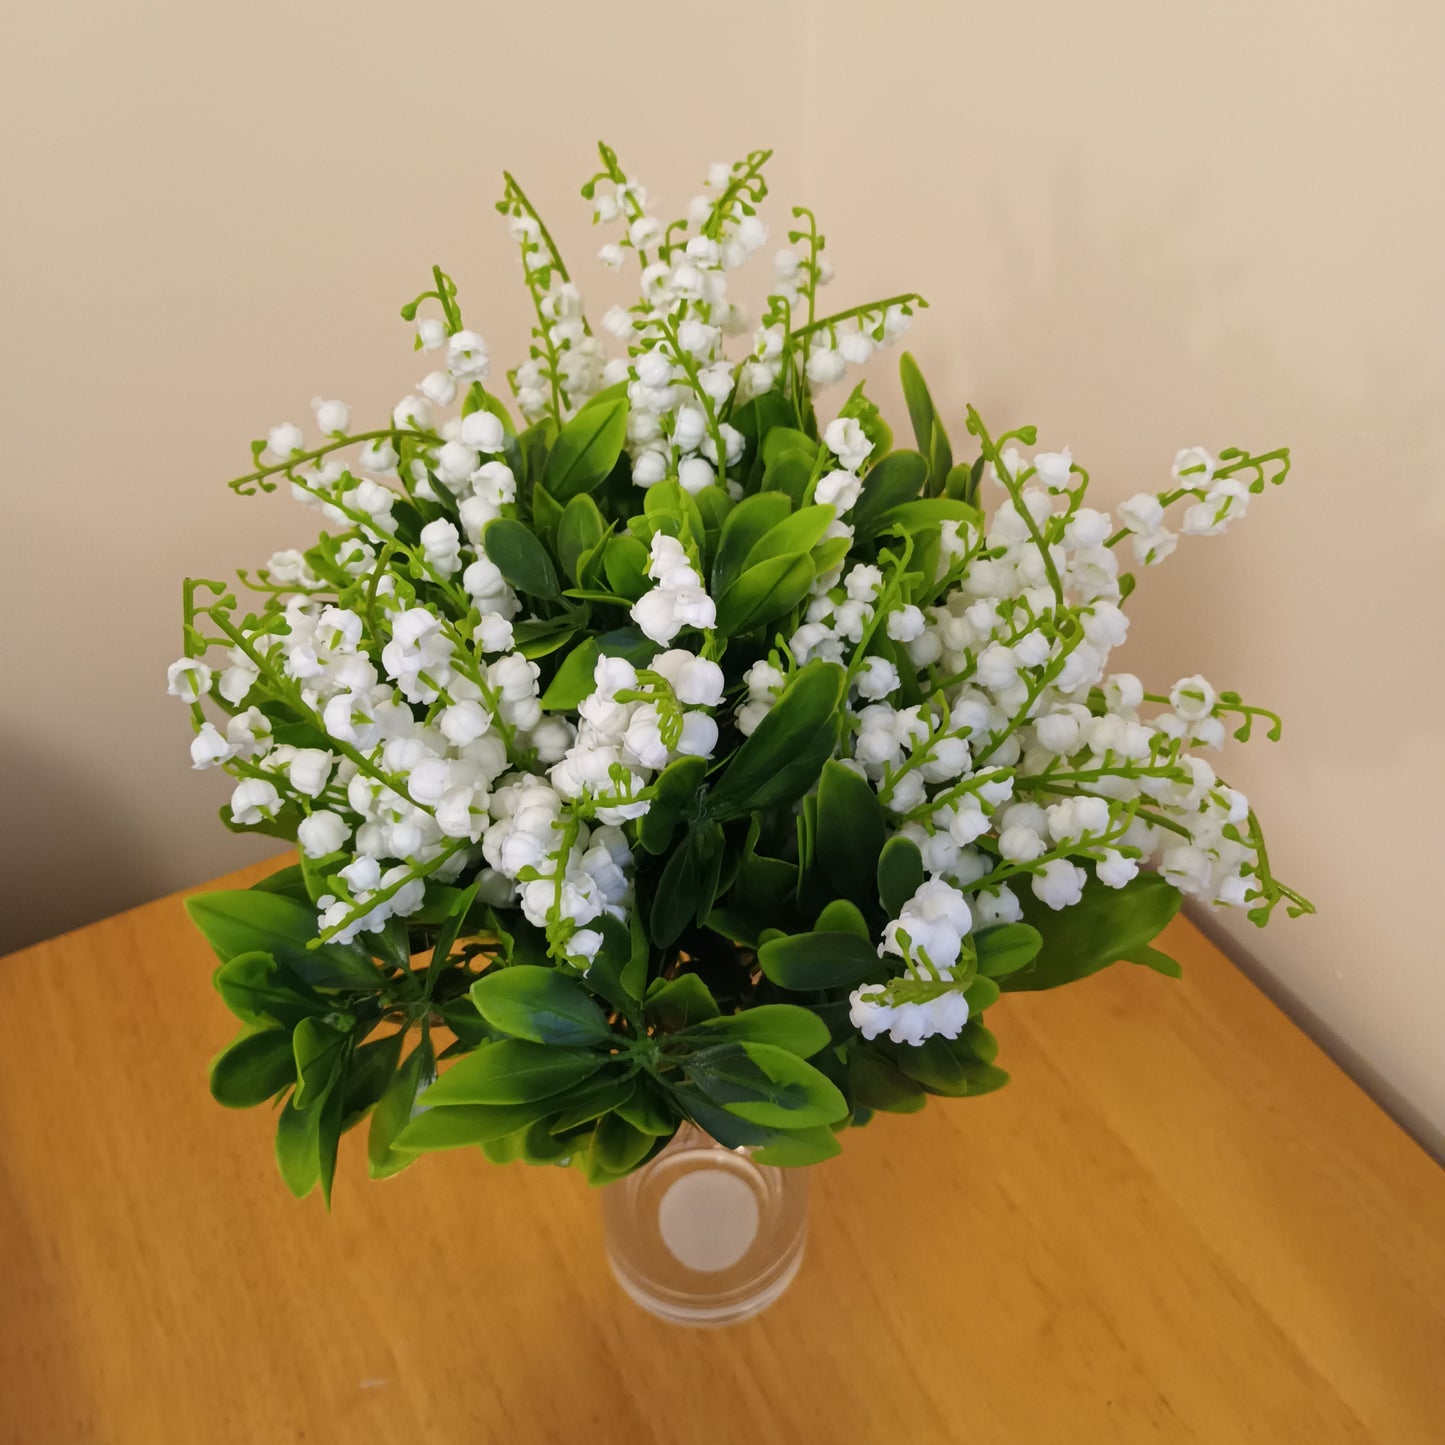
<box><xmin>2</xmin><ymin>859</ymin><xmax>1441</xmax><ymax>1444</ymax></box>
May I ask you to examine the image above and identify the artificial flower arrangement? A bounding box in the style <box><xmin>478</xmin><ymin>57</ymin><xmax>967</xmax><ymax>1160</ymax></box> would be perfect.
<box><xmin>173</xmin><ymin>145</ymin><xmax>1312</xmax><ymax>1203</ymax></box>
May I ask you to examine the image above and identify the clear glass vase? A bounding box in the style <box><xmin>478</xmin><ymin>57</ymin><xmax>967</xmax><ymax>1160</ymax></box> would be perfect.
<box><xmin>600</xmin><ymin>1123</ymin><xmax>809</xmax><ymax>1326</ymax></box>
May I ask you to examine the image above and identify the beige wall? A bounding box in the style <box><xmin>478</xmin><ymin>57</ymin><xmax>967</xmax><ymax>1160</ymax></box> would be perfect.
<box><xmin>3</xmin><ymin>1</ymin><xmax>1441</xmax><ymax>1149</ymax></box>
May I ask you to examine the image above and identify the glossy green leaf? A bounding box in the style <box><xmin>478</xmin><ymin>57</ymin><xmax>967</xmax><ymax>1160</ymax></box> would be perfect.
<box><xmin>209</xmin><ymin>1028</ymin><xmax>296</xmax><ymax>1109</ymax></box>
<box><xmin>547</xmin><ymin>1071</ymin><xmax>636</xmax><ymax>1133</ymax></box>
<box><xmin>761</xmin><ymin>427</ymin><xmax>818</xmax><ymax>466</ymax></box>
<box><xmin>706</xmin><ymin>660</ymin><xmax>847</xmax><ymax>819</ymax></box>
<box><xmin>291</xmin><ymin>1017</ymin><xmax>349</xmax><ymax>1109</ymax></box>
<box><xmin>543</xmin><ymin>395</ymin><xmax>629</xmax><ymax>499</ymax></box>
<box><xmin>813</xmin><ymin>899</ymin><xmax>870</xmax><ymax>939</ymax></box>
<box><xmin>848</xmin><ymin>1048</ymin><xmax>927</xmax><ymax>1113</ymax></box>
<box><xmin>853</xmin><ymin>449</ymin><xmax>928</xmax><ymax>532</ymax></box>
<box><xmin>752</xmin><ymin>1125</ymin><xmax>843</xmax><ymax>1166</ymax></box>
<box><xmin>974</xmin><ymin>923</ymin><xmax>1043</xmax><ymax>978</ymax></box>
<box><xmin>638</xmin><ymin>754</ymin><xmax>706</xmax><ymax>855</ymax></box>
<box><xmin>393</xmin><ymin>1101</ymin><xmax>547</xmax><ymax>1153</ymax></box>
<box><xmin>648</xmin><ymin>823</ymin><xmax>723</xmax><ymax>947</ymax></box>
<box><xmin>341</xmin><ymin>1029</ymin><xmax>405</xmax><ymax>1128</ymax></box>
<box><xmin>186</xmin><ymin>890</ymin><xmax>379</xmax><ymax>990</ymax></box>
<box><xmin>877</xmin><ymin>835</ymin><xmax>925</xmax><ymax>916</ymax></box>
<box><xmin>688</xmin><ymin>1041</ymin><xmax>848</xmax><ymax>1128</ymax></box>
<box><xmin>899</xmin><ymin>351</ymin><xmax>953</xmax><ymax>491</ymax></box>
<box><xmin>714</xmin><ymin>552</ymin><xmax>815</xmax><ymax>635</ymax></box>
<box><xmin>683</xmin><ymin>1004</ymin><xmax>830</xmax><ymax>1058</ymax></box>
<box><xmin>711</xmin><ymin>491</ymin><xmax>792</xmax><ymax>595</ymax></box>
<box><xmin>589</xmin><ymin>1112</ymin><xmax>654</xmax><ymax>1175</ymax></box>
<box><xmin>602</xmin><ymin>533</ymin><xmax>651</xmax><ymax>601</ymax></box>
<box><xmin>616</xmin><ymin>1078</ymin><xmax>676</xmax><ymax>1136</ymax></box>
<box><xmin>816</xmin><ymin>760</ymin><xmax>887</xmax><ymax>910</ymax></box>
<box><xmin>420</xmin><ymin>1039</ymin><xmax>603</xmax><ymax>1106</ymax></box>
<box><xmin>644</xmin><ymin>972</ymin><xmax>720</xmax><ymax>1030</ymax></box>
<box><xmin>1003</xmin><ymin>871</ymin><xmax>1183</xmax><ymax>992</ymax></box>
<box><xmin>1124</xmin><ymin>944</ymin><xmax>1183</xmax><ymax>978</ymax></box>
<box><xmin>274</xmin><ymin>1091</ymin><xmax>321</xmax><ymax>1198</ymax></box>
<box><xmin>368</xmin><ymin>1035</ymin><xmax>435</xmax><ymax>1179</ymax></box>
<box><xmin>540</xmin><ymin>626</ymin><xmax>654</xmax><ymax>710</ymax></box>
<box><xmin>469</xmin><ymin>965</ymin><xmax>614</xmax><ymax>1046</ymax></box>
<box><xmin>963</xmin><ymin>976</ymin><xmax>1000</xmax><ymax>1012</ymax></box>
<box><xmin>874</xmin><ymin>497</ymin><xmax>982</xmax><ymax>533</ymax></box>
<box><xmin>757</xmin><ymin>931</ymin><xmax>882</xmax><ymax>991</ymax></box>
<box><xmin>556</xmin><ymin>494</ymin><xmax>608</xmax><ymax>582</ymax></box>
<box><xmin>212</xmin><ymin>950</ymin><xmax>325</xmax><ymax>1030</ymax></box>
<box><xmin>741</xmin><ymin>504</ymin><xmax>835</xmax><ymax>570</ymax></box>
<box><xmin>482</xmin><ymin>518</ymin><xmax>561</xmax><ymax>599</ymax></box>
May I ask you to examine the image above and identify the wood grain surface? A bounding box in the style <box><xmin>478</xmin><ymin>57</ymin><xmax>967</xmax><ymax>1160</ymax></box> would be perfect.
<box><xmin>2</xmin><ymin>858</ymin><xmax>1441</xmax><ymax>1444</ymax></box>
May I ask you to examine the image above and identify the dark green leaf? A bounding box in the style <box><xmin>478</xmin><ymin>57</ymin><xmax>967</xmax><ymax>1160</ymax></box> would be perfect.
<box><xmin>291</xmin><ymin>1017</ymin><xmax>349</xmax><ymax>1109</ymax></box>
<box><xmin>1003</xmin><ymin>872</ymin><xmax>1183</xmax><ymax>992</ymax></box>
<box><xmin>757</xmin><ymin>931</ymin><xmax>882</xmax><ymax>991</ymax></box>
<box><xmin>1124</xmin><ymin>944</ymin><xmax>1183</xmax><ymax>978</ymax></box>
<box><xmin>556</xmin><ymin>494</ymin><xmax>608</xmax><ymax>582</ymax></box>
<box><xmin>212</xmin><ymin>950</ymin><xmax>326</xmax><ymax>1030</ymax></box>
<box><xmin>602</xmin><ymin>533</ymin><xmax>651</xmax><ymax>601</ymax></box>
<box><xmin>644</xmin><ymin>972</ymin><xmax>720</xmax><ymax>1030</ymax></box>
<box><xmin>963</xmin><ymin>976</ymin><xmax>1000</xmax><ymax>1012</ymax></box>
<box><xmin>853</xmin><ymin>450</ymin><xmax>928</xmax><ymax>533</ymax></box>
<box><xmin>209</xmin><ymin>1028</ymin><xmax>296</xmax><ymax>1109</ymax></box>
<box><xmin>817</xmin><ymin>760</ymin><xmax>887</xmax><ymax>911</ymax></box>
<box><xmin>637</xmin><ymin>754</ymin><xmax>706</xmax><ymax>855</ymax></box>
<box><xmin>186</xmin><ymin>891</ymin><xmax>379</xmax><ymax>990</ymax></box>
<box><xmin>341</xmin><ymin>1029</ymin><xmax>405</xmax><ymax>1128</ymax></box>
<box><xmin>706</xmin><ymin>660</ymin><xmax>847</xmax><ymax>819</ymax></box>
<box><xmin>899</xmin><ymin>352</ymin><xmax>953</xmax><ymax>491</ymax></box>
<box><xmin>712</xmin><ymin>491</ymin><xmax>793</xmax><ymax>595</ymax></box>
<box><xmin>648</xmin><ymin>823</ymin><xmax>723</xmax><ymax>947</ymax></box>
<box><xmin>616</xmin><ymin>1077</ymin><xmax>676</xmax><ymax>1135</ymax></box>
<box><xmin>589</xmin><ymin>1112</ymin><xmax>654</xmax><ymax>1175</ymax></box>
<box><xmin>714</xmin><ymin>552</ymin><xmax>815</xmax><ymax>635</ymax></box>
<box><xmin>274</xmin><ymin>1091</ymin><xmax>321</xmax><ymax>1198</ymax></box>
<box><xmin>813</xmin><ymin>899</ymin><xmax>870</xmax><ymax>938</ymax></box>
<box><xmin>848</xmin><ymin>1049</ymin><xmax>927</xmax><ymax>1113</ymax></box>
<box><xmin>368</xmin><ymin>1035</ymin><xmax>435</xmax><ymax>1179</ymax></box>
<box><xmin>547</xmin><ymin>1071</ymin><xmax>636</xmax><ymax>1133</ymax></box>
<box><xmin>482</xmin><ymin>517</ymin><xmax>562</xmax><ymax>599</ymax></box>
<box><xmin>877</xmin><ymin>836</ymin><xmax>924</xmax><ymax>916</ymax></box>
<box><xmin>741</xmin><ymin>504</ymin><xmax>836</xmax><ymax>570</ymax></box>
<box><xmin>544</xmin><ymin>395</ymin><xmax>629</xmax><ymax>499</ymax></box>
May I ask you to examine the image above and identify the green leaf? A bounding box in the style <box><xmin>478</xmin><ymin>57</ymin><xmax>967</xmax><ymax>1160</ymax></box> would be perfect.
<box><xmin>707</xmin><ymin>853</ymin><xmax>797</xmax><ymax>948</ymax></box>
<box><xmin>963</xmin><ymin>976</ymin><xmax>1000</xmax><ymax>1012</ymax></box>
<box><xmin>543</xmin><ymin>395</ymin><xmax>629</xmax><ymax>499</ymax></box>
<box><xmin>761</xmin><ymin>427</ymin><xmax>818</xmax><ymax>466</ymax></box>
<box><xmin>877</xmin><ymin>836</ymin><xmax>924</xmax><ymax>916</ymax></box>
<box><xmin>643</xmin><ymin>972</ymin><xmax>720</xmax><ymax>1030</ymax></box>
<box><xmin>556</xmin><ymin>494</ymin><xmax>608</xmax><ymax>583</ymax></box>
<box><xmin>1125</xmin><ymin>944</ymin><xmax>1183</xmax><ymax>978</ymax></box>
<box><xmin>687</xmin><ymin>1041</ymin><xmax>848</xmax><ymax>1128</ymax></box>
<box><xmin>512</xmin><ymin>618</ymin><xmax>577</xmax><ymax>660</ymax></box>
<box><xmin>752</xmin><ymin>1125</ymin><xmax>843</xmax><ymax>1166</ymax></box>
<box><xmin>974</xmin><ymin>923</ymin><xmax>1042</xmax><ymax>978</ymax></box>
<box><xmin>251</xmin><ymin>864</ymin><xmax>311</xmax><ymax>903</ymax></box>
<box><xmin>741</xmin><ymin>504</ymin><xmax>836</xmax><ymax>570</ymax></box>
<box><xmin>212</xmin><ymin>950</ymin><xmax>326</xmax><ymax>1030</ymax></box>
<box><xmin>530</xmin><ymin>480</ymin><xmax>563</xmax><ymax>540</ymax></box>
<box><xmin>848</xmin><ymin>1049</ymin><xmax>927</xmax><ymax>1113</ymax></box>
<box><xmin>209</xmin><ymin>1028</ymin><xmax>296</xmax><ymax>1109</ymax></box>
<box><xmin>852</xmin><ymin>450</ymin><xmax>928</xmax><ymax>533</ymax></box>
<box><xmin>890</xmin><ymin>1035</ymin><xmax>969</xmax><ymax>1096</ymax></box>
<box><xmin>341</xmin><ymin>1029</ymin><xmax>405</xmax><ymax>1128</ymax></box>
<box><xmin>1003</xmin><ymin>872</ymin><xmax>1183</xmax><ymax>992</ymax></box>
<box><xmin>683</xmin><ymin>1004</ymin><xmax>830</xmax><ymax>1058</ymax></box>
<box><xmin>813</xmin><ymin>899</ymin><xmax>870</xmax><ymax>938</ymax></box>
<box><xmin>874</xmin><ymin>497</ymin><xmax>982</xmax><ymax>533</ymax></box>
<box><xmin>589</xmin><ymin>1112</ymin><xmax>654</xmax><ymax>1175</ymax></box>
<box><xmin>368</xmin><ymin>1035</ymin><xmax>435</xmax><ymax>1179</ymax></box>
<box><xmin>616</xmin><ymin>1078</ymin><xmax>676</xmax><ymax>1135</ymax></box>
<box><xmin>186</xmin><ymin>891</ymin><xmax>379</xmax><ymax>990</ymax></box>
<box><xmin>393</xmin><ymin>1101</ymin><xmax>548</xmax><ymax>1153</ymax></box>
<box><xmin>712</xmin><ymin>492</ymin><xmax>793</xmax><ymax>595</ymax></box>
<box><xmin>274</xmin><ymin>1091</ymin><xmax>321</xmax><ymax>1198</ymax></box>
<box><xmin>469</xmin><ymin>965</ymin><xmax>614</xmax><ymax>1046</ymax></box>
<box><xmin>714</xmin><ymin>552</ymin><xmax>815</xmax><ymax>635</ymax></box>
<box><xmin>637</xmin><ymin>754</ymin><xmax>706</xmax><ymax>855</ymax></box>
<box><xmin>899</xmin><ymin>352</ymin><xmax>953</xmax><ymax>491</ymax></box>
<box><xmin>602</xmin><ymin>533</ymin><xmax>651</xmax><ymax>601</ymax></box>
<box><xmin>540</xmin><ymin>626</ymin><xmax>655</xmax><ymax>710</ymax></box>
<box><xmin>547</xmin><ymin>1071</ymin><xmax>636</xmax><ymax>1133</ymax></box>
<box><xmin>420</xmin><ymin>1039</ymin><xmax>603</xmax><ymax>1106</ymax></box>
<box><xmin>648</xmin><ymin>823</ymin><xmax>723</xmax><ymax>947</ymax></box>
<box><xmin>757</xmin><ymin>931</ymin><xmax>882</xmax><ymax>991</ymax></box>
<box><xmin>482</xmin><ymin>517</ymin><xmax>562</xmax><ymax>600</ymax></box>
<box><xmin>759</xmin><ymin>449</ymin><xmax>815</xmax><ymax>507</ymax></box>
<box><xmin>816</xmin><ymin>760</ymin><xmax>887</xmax><ymax>910</ymax></box>
<box><xmin>706</xmin><ymin>660</ymin><xmax>847</xmax><ymax>819</ymax></box>
<box><xmin>291</xmin><ymin>1017</ymin><xmax>349</xmax><ymax>1109</ymax></box>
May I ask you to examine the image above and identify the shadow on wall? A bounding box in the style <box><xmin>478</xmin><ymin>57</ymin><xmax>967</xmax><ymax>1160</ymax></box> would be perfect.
<box><xmin>912</xmin><ymin>160</ymin><xmax>1444</xmax><ymax>1153</ymax></box>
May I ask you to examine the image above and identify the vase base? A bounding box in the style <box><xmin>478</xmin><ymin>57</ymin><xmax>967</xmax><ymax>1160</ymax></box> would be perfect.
<box><xmin>601</xmin><ymin>1128</ymin><xmax>808</xmax><ymax>1326</ymax></box>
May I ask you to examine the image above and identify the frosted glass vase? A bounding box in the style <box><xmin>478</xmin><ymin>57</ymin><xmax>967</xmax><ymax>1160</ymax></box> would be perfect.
<box><xmin>600</xmin><ymin>1123</ymin><xmax>809</xmax><ymax>1326</ymax></box>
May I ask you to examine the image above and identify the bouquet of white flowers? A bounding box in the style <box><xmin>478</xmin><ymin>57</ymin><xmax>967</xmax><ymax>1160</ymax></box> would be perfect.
<box><xmin>172</xmin><ymin>145</ymin><xmax>1311</xmax><ymax>1201</ymax></box>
